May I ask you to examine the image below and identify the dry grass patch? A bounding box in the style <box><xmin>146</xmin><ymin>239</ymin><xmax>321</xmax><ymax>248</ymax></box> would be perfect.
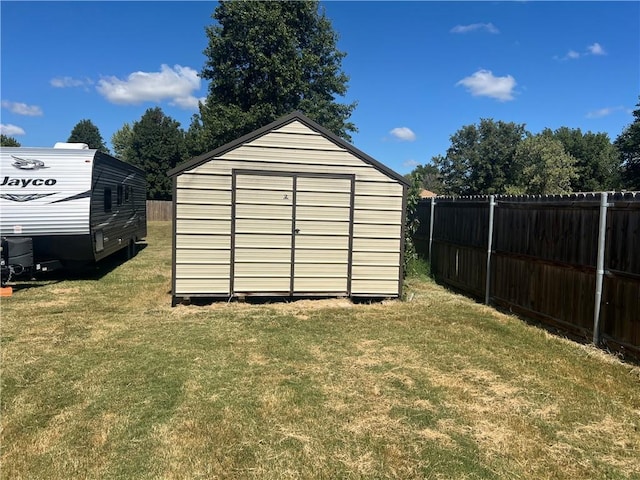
<box><xmin>1</xmin><ymin>222</ymin><xmax>639</xmax><ymax>479</ymax></box>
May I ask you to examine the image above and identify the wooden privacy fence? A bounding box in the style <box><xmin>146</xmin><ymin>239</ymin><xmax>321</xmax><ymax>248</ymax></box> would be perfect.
<box><xmin>146</xmin><ymin>200</ymin><xmax>172</xmax><ymax>222</ymax></box>
<box><xmin>414</xmin><ymin>192</ymin><xmax>640</xmax><ymax>358</ymax></box>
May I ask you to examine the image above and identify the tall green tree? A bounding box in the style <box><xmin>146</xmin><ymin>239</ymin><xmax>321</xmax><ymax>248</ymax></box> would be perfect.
<box><xmin>198</xmin><ymin>0</ymin><xmax>356</xmax><ymax>150</ymax></box>
<box><xmin>434</xmin><ymin>119</ymin><xmax>528</xmax><ymax>196</ymax></box>
<box><xmin>67</xmin><ymin>119</ymin><xmax>109</xmax><ymax>153</ymax></box>
<box><xmin>407</xmin><ymin>163</ymin><xmax>444</xmax><ymax>195</ymax></box>
<box><xmin>111</xmin><ymin>123</ymin><xmax>134</xmax><ymax>162</ymax></box>
<box><xmin>542</xmin><ymin>127</ymin><xmax>621</xmax><ymax>191</ymax></box>
<box><xmin>614</xmin><ymin>97</ymin><xmax>640</xmax><ymax>190</ymax></box>
<box><xmin>0</xmin><ymin>134</ymin><xmax>20</xmax><ymax>147</ymax></box>
<box><xmin>511</xmin><ymin>135</ymin><xmax>578</xmax><ymax>195</ymax></box>
<box><xmin>128</xmin><ymin>108</ymin><xmax>185</xmax><ymax>200</ymax></box>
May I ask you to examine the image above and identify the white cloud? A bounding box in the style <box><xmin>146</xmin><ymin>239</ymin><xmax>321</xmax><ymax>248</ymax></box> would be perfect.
<box><xmin>171</xmin><ymin>95</ymin><xmax>206</xmax><ymax>110</ymax></box>
<box><xmin>403</xmin><ymin>159</ymin><xmax>419</xmax><ymax>168</ymax></box>
<box><xmin>555</xmin><ymin>43</ymin><xmax>606</xmax><ymax>61</ymax></box>
<box><xmin>0</xmin><ymin>124</ymin><xmax>26</xmax><ymax>136</ymax></box>
<box><xmin>586</xmin><ymin>106</ymin><xmax>624</xmax><ymax>118</ymax></box>
<box><xmin>450</xmin><ymin>23</ymin><xmax>499</xmax><ymax>34</ymax></box>
<box><xmin>587</xmin><ymin>42</ymin><xmax>606</xmax><ymax>55</ymax></box>
<box><xmin>96</xmin><ymin>64</ymin><xmax>202</xmax><ymax>109</ymax></box>
<box><xmin>390</xmin><ymin>127</ymin><xmax>417</xmax><ymax>142</ymax></box>
<box><xmin>1</xmin><ymin>100</ymin><xmax>43</xmax><ymax>116</ymax></box>
<box><xmin>456</xmin><ymin>69</ymin><xmax>517</xmax><ymax>101</ymax></box>
<box><xmin>50</xmin><ymin>76</ymin><xmax>93</xmax><ymax>88</ymax></box>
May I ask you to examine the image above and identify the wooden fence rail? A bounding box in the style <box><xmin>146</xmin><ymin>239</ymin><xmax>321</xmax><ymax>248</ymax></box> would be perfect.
<box><xmin>414</xmin><ymin>192</ymin><xmax>640</xmax><ymax>359</ymax></box>
<box><xmin>146</xmin><ymin>200</ymin><xmax>172</xmax><ymax>222</ymax></box>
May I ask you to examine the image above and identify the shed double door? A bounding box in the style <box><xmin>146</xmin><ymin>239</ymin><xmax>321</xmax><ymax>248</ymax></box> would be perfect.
<box><xmin>232</xmin><ymin>171</ymin><xmax>354</xmax><ymax>295</ymax></box>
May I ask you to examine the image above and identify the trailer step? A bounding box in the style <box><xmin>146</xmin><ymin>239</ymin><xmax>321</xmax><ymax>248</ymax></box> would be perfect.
<box><xmin>0</xmin><ymin>287</ymin><xmax>13</xmax><ymax>297</ymax></box>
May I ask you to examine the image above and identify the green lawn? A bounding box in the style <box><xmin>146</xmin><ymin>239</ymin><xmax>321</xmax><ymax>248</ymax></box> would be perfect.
<box><xmin>1</xmin><ymin>222</ymin><xmax>639</xmax><ymax>479</ymax></box>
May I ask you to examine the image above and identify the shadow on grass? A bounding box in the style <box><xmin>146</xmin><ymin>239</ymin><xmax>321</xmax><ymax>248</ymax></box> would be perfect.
<box><xmin>6</xmin><ymin>243</ymin><xmax>148</xmax><ymax>293</ymax></box>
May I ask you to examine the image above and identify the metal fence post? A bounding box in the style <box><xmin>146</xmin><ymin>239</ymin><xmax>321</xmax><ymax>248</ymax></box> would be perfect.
<box><xmin>485</xmin><ymin>195</ymin><xmax>496</xmax><ymax>305</ymax></box>
<box><xmin>593</xmin><ymin>192</ymin><xmax>609</xmax><ymax>346</ymax></box>
<box><xmin>428</xmin><ymin>197</ymin><xmax>435</xmax><ymax>266</ymax></box>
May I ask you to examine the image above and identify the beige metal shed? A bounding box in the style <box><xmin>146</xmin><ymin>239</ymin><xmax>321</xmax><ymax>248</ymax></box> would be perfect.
<box><xmin>168</xmin><ymin>112</ymin><xmax>408</xmax><ymax>305</ymax></box>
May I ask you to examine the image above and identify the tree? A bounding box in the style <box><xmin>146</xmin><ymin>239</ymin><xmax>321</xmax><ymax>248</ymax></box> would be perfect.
<box><xmin>67</xmin><ymin>119</ymin><xmax>109</xmax><ymax>153</ymax></box>
<box><xmin>184</xmin><ymin>114</ymin><xmax>209</xmax><ymax>160</ymax></box>
<box><xmin>407</xmin><ymin>163</ymin><xmax>444</xmax><ymax>195</ymax></box>
<box><xmin>614</xmin><ymin>96</ymin><xmax>640</xmax><ymax>190</ymax></box>
<box><xmin>0</xmin><ymin>134</ymin><xmax>20</xmax><ymax>147</ymax></box>
<box><xmin>198</xmin><ymin>0</ymin><xmax>356</xmax><ymax>150</ymax></box>
<box><xmin>434</xmin><ymin>119</ymin><xmax>528</xmax><ymax>195</ymax></box>
<box><xmin>511</xmin><ymin>135</ymin><xmax>577</xmax><ymax>195</ymax></box>
<box><xmin>542</xmin><ymin>127</ymin><xmax>621</xmax><ymax>191</ymax></box>
<box><xmin>111</xmin><ymin>123</ymin><xmax>134</xmax><ymax>162</ymax></box>
<box><xmin>128</xmin><ymin>108</ymin><xmax>185</xmax><ymax>200</ymax></box>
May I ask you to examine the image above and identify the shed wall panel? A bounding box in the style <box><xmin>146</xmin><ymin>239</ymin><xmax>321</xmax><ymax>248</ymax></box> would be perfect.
<box><xmin>176</xmin><ymin>249</ymin><xmax>230</xmax><ymax>264</ymax></box>
<box><xmin>177</xmin><ymin>219</ymin><xmax>231</xmax><ymax>235</ymax></box>
<box><xmin>354</xmin><ymin>223</ymin><xmax>402</xmax><ymax>239</ymax></box>
<box><xmin>356</xmin><ymin>181</ymin><xmax>404</xmax><ymax>197</ymax></box>
<box><xmin>294</xmin><ymin>277</ymin><xmax>348</xmax><ymax>292</ymax></box>
<box><xmin>176</xmin><ymin>263</ymin><xmax>230</xmax><ymax>279</ymax></box>
<box><xmin>296</xmin><ymin>206</ymin><xmax>351</xmax><ymax>221</ymax></box>
<box><xmin>177</xmin><ymin>189</ymin><xmax>231</xmax><ymax>205</ymax></box>
<box><xmin>352</xmin><ymin>238</ymin><xmax>401</xmax><ymax>252</ymax></box>
<box><xmin>175</xmin><ymin>279</ymin><xmax>229</xmax><ymax>295</ymax></box>
<box><xmin>177</xmin><ymin>174</ymin><xmax>230</xmax><ymax>190</ymax></box>
<box><xmin>190</xmin><ymin>159</ymin><xmax>390</xmax><ymax>182</ymax></box>
<box><xmin>176</xmin><ymin>204</ymin><xmax>231</xmax><ymax>220</ymax></box>
<box><xmin>351</xmin><ymin>280</ymin><xmax>399</xmax><ymax>295</ymax></box>
<box><xmin>354</xmin><ymin>209</ymin><xmax>402</xmax><ymax>225</ymax></box>
<box><xmin>176</xmin><ymin>234</ymin><xmax>230</xmax><ymax>249</ymax></box>
<box><xmin>295</xmin><ymin>220</ymin><xmax>350</xmax><ymax>236</ymax></box>
<box><xmin>234</xmin><ymin>277</ymin><xmax>290</xmax><ymax>292</ymax></box>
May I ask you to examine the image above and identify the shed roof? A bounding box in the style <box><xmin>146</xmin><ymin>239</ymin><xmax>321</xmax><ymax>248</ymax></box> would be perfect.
<box><xmin>167</xmin><ymin>111</ymin><xmax>409</xmax><ymax>186</ymax></box>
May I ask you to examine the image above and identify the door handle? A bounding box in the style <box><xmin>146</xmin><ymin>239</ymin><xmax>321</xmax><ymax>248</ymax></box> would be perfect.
<box><xmin>294</xmin><ymin>228</ymin><xmax>300</xmax><ymax>234</ymax></box>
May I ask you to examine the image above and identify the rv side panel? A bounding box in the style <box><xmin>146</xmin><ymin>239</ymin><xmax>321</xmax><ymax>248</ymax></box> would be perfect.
<box><xmin>90</xmin><ymin>152</ymin><xmax>147</xmax><ymax>262</ymax></box>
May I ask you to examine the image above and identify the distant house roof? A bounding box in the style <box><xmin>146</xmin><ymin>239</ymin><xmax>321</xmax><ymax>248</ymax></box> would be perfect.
<box><xmin>167</xmin><ymin>111</ymin><xmax>409</xmax><ymax>186</ymax></box>
<box><xmin>420</xmin><ymin>189</ymin><xmax>437</xmax><ymax>198</ymax></box>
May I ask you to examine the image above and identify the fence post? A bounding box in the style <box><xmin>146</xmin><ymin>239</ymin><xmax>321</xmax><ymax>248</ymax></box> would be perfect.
<box><xmin>485</xmin><ymin>195</ymin><xmax>496</xmax><ymax>305</ymax></box>
<box><xmin>428</xmin><ymin>197</ymin><xmax>435</xmax><ymax>266</ymax></box>
<box><xmin>593</xmin><ymin>192</ymin><xmax>609</xmax><ymax>346</ymax></box>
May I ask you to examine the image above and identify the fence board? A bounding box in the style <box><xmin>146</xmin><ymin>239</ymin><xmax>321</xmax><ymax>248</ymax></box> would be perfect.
<box><xmin>147</xmin><ymin>200</ymin><xmax>172</xmax><ymax>222</ymax></box>
<box><xmin>415</xmin><ymin>192</ymin><xmax>640</xmax><ymax>359</ymax></box>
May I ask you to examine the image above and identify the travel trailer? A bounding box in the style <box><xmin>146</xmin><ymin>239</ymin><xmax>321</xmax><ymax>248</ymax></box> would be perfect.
<box><xmin>0</xmin><ymin>145</ymin><xmax>146</xmax><ymax>285</ymax></box>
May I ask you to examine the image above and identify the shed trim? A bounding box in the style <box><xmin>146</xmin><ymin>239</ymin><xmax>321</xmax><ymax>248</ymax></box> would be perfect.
<box><xmin>167</xmin><ymin>111</ymin><xmax>409</xmax><ymax>187</ymax></box>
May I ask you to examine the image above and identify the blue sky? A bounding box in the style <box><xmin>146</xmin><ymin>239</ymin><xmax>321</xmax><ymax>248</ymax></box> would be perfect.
<box><xmin>1</xmin><ymin>1</ymin><xmax>638</xmax><ymax>175</ymax></box>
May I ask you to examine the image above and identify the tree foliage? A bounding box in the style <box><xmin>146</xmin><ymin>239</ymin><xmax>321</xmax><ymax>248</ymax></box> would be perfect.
<box><xmin>197</xmin><ymin>0</ymin><xmax>356</xmax><ymax>150</ymax></box>
<box><xmin>128</xmin><ymin>108</ymin><xmax>185</xmax><ymax>200</ymax></box>
<box><xmin>542</xmin><ymin>127</ymin><xmax>621</xmax><ymax>191</ymax></box>
<box><xmin>511</xmin><ymin>135</ymin><xmax>578</xmax><ymax>195</ymax></box>
<box><xmin>0</xmin><ymin>134</ymin><xmax>20</xmax><ymax>147</ymax></box>
<box><xmin>111</xmin><ymin>123</ymin><xmax>134</xmax><ymax>162</ymax></box>
<box><xmin>407</xmin><ymin>164</ymin><xmax>443</xmax><ymax>195</ymax></box>
<box><xmin>403</xmin><ymin>171</ymin><xmax>424</xmax><ymax>275</ymax></box>
<box><xmin>434</xmin><ymin>119</ymin><xmax>528</xmax><ymax>196</ymax></box>
<box><xmin>615</xmin><ymin>96</ymin><xmax>640</xmax><ymax>190</ymax></box>
<box><xmin>67</xmin><ymin>119</ymin><xmax>109</xmax><ymax>153</ymax></box>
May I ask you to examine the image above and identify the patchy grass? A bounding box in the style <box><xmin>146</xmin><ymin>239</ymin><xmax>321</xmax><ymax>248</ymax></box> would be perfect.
<box><xmin>1</xmin><ymin>222</ymin><xmax>639</xmax><ymax>479</ymax></box>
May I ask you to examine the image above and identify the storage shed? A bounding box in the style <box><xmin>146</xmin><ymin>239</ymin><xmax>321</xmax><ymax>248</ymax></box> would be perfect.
<box><xmin>168</xmin><ymin>112</ymin><xmax>409</xmax><ymax>305</ymax></box>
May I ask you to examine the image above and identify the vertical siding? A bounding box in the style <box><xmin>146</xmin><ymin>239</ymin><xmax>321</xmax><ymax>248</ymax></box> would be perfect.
<box><xmin>173</xmin><ymin>120</ymin><xmax>405</xmax><ymax>298</ymax></box>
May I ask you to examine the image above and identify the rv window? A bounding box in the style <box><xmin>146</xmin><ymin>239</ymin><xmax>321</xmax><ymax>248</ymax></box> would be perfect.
<box><xmin>104</xmin><ymin>187</ymin><xmax>112</xmax><ymax>212</ymax></box>
<box><xmin>117</xmin><ymin>185</ymin><xmax>123</xmax><ymax>205</ymax></box>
